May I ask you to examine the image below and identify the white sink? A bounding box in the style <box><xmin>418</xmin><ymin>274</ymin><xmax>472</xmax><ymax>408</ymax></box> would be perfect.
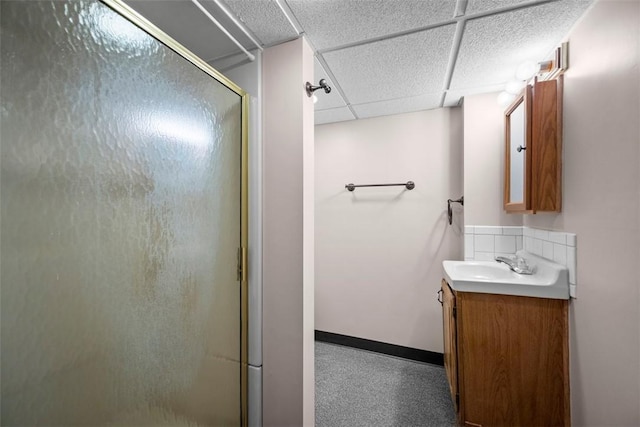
<box><xmin>443</xmin><ymin>251</ymin><xmax>570</xmax><ymax>299</ymax></box>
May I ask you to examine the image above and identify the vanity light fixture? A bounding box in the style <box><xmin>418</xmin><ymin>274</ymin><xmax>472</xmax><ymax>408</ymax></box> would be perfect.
<box><xmin>498</xmin><ymin>42</ymin><xmax>569</xmax><ymax>107</ymax></box>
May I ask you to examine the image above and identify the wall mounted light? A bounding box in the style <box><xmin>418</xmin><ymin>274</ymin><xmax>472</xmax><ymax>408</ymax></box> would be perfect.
<box><xmin>498</xmin><ymin>43</ymin><xmax>569</xmax><ymax>107</ymax></box>
<box><xmin>306</xmin><ymin>79</ymin><xmax>331</xmax><ymax>98</ymax></box>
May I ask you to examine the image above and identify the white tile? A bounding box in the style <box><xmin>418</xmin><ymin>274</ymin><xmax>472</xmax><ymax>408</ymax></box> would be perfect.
<box><xmin>548</xmin><ymin>231</ymin><xmax>566</xmax><ymax>245</ymax></box>
<box><xmin>570</xmin><ymin>284</ymin><xmax>577</xmax><ymax>299</ymax></box>
<box><xmin>553</xmin><ymin>243</ymin><xmax>567</xmax><ymax>265</ymax></box>
<box><xmin>495</xmin><ymin>252</ymin><xmax>513</xmax><ymax>259</ymax></box>
<box><xmin>567</xmin><ymin>246</ymin><xmax>577</xmax><ymax>285</ymax></box>
<box><xmin>532</xmin><ymin>238</ymin><xmax>543</xmax><ymax>256</ymax></box>
<box><xmin>495</xmin><ymin>235</ymin><xmax>516</xmax><ymax>254</ymax></box>
<box><xmin>523</xmin><ymin>227</ymin><xmax>535</xmax><ymax>237</ymax></box>
<box><xmin>465</xmin><ymin>234</ymin><xmax>475</xmax><ymax>259</ymax></box>
<box><xmin>465</xmin><ymin>226</ymin><xmax>475</xmax><ymax>234</ymax></box>
<box><xmin>474</xmin><ymin>235</ymin><xmax>495</xmax><ymax>252</ymax></box>
<box><xmin>465</xmin><ymin>256</ymin><xmax>474</xmax><ymax>261</ymax></box>
<box><xmin>516</xmin><ymin>236</ymin><xmax>523</xmax><ymax>251</ymax></box>
<box><xmin>502</xmin><ymin>226</ymin><xmax>523</xmax><ymax>236</ymax></box>
<box><xmin>543</xmin><ymin>241</ymin><xmax>554</xmax><ymax>260</ymax></box>
<box><xmin>524</xmin><ymin>236</ymin><xmax>533</xmax><ymax>251</ymax></box>
<box><xmin>475</xmin><ymin>226</ymin><xmax>502</xmax><ymax>235</ymax></box>
<box><xmin>534</xmin><ymin>229</ymin><xmax>549</xmax><ymax>241</ymax></box>
<box><xmin>475</xmin><ymin>252</ymin><xmax>496</xmax><ymax>261</ymax></box>
<box><xmin>566</xmin><ymin>233</ymin><xmax>577</xmax><ymax>247</ymax></box>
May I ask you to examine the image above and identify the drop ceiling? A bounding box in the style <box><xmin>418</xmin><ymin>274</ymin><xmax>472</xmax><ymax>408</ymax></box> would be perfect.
<box><xmin>124</xmin><ymin>0</ymin><xmax>595</xmax><ymax>125</ymax></box>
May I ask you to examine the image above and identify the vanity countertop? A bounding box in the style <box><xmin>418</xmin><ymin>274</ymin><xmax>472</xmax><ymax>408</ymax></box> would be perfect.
<box><xmin>443</xmin><ymin>251</ymin><xmax>569</xmax><ymax>300</ymax></box>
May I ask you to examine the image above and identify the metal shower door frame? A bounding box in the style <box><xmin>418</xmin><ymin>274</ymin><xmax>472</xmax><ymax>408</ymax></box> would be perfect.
<box><xmin>99</xmin><ymin>0</ymin><xmax>250</xmax><ymax>424</ymax></box>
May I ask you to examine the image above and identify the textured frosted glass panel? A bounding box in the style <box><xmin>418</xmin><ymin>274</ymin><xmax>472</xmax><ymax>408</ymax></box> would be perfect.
<box><xmin>1</xmin><ymin>1</ymin><xmax>242</xmax><ymax>425</ymax></box>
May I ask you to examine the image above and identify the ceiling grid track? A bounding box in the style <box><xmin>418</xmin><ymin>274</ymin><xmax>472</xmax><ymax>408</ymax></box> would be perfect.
<box><xmin>314</xmin><ymin>54</ymin><xmax>359</xmax><ymax>120</ymax></box>
<box><xmin>275</xmin><ymin>0</ymin><xmax>303</xmax><ymax>35</ymax></box>
<box><xmin>210</xmin><ymin>0</ymin><xmax>263</xmax><ymax>51</ymax></box>
<box><xmin>190</xmin><ymin>0</ymin><xmax>255</xmax><ymax>61</ymax></box>
<box><xmin>189</xmin><ymin>0</ymin><xmax>595</xmax><ymax>123</ymax></box>
<box><xmin>318</xmin><ymin>20</ymin><xmax>457</xmax><ymax>56</ymax></box>
<box><xmin>439</xmin><ymin>18</ymin><xmax>467</xmax><ymax>107</ymax></box>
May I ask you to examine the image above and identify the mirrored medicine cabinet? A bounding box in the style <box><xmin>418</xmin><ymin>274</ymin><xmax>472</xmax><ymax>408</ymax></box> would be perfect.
<box><xmin>504</xmin><ymin>76</ymin><xmax>563</xmax><ymax>214</ymax></box>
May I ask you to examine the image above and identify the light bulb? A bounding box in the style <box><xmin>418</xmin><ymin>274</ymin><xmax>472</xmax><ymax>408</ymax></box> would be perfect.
<box><xmin>515</xmin><ymin>61</ymin><xmax>538</xmax><ymax>81</ymax></box>
<box><xmin>497</xmin><ymin>91</ymin><xmax>516</xmax><ymax>108</ymax></box>
<box><xmin>506</xmin><ymin>80</ymin><xmax>525</xmax><ymax>95</ymax></box>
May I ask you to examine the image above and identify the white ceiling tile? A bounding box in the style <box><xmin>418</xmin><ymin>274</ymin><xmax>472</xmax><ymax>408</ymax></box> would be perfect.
<box><xmin>287</xmin><ymin>0</ymin><xmax>456</xmax><ymax>51</ymax></box>
<box><xmin>465</xmin><ymin>0</ymin><xmax>544</xmax><ymax>15</ymax></box>
<box><xmin>223</xmin><ymin>0</ymin><xmax>299</xmax><ymax>46</ymax></box>
<box><xmin>444</xmin><ymin>83</ymin><xmax>505</xmax><ymax>107</ymax></box>
<box><xmin>352</xmin><ymin>92</ymin><xmax>443</xmax><ymax>119</ymax></box>
<box><xmin>125</xmin><ymin>0</ymin><xmax>243</xmax><ymax>61</ymax></box>
<box><xmin>316</xmin><ymin>107</ymin><xmax>356</xmax><ymax>125</ymax></box>
<box><xmin>450</xmin><ymin>0</ymin><xmax>594</xmax><ymax>90</ymax></box>
<box><xmin>313</xmin><ymin>57</ymin><xmax>347</xmax><ymax>110</ymax></box>
<box><xmin>323</xmin><ymin>25</ymin><xmax>456</xmax><ymax>105</ymax></box>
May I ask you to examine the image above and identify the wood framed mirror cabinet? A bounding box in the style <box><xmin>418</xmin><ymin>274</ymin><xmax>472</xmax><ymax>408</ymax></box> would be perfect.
<box><xmin>504</xmin><ymin>76</ymin><xmax>563</xmax><ymax>214</ymax></box>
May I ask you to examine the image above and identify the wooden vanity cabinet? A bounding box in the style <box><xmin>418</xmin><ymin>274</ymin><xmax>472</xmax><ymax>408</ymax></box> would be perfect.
<box><xmin>441</xmin><ymin>280</ymin><xmax>570</xmax><ymax>426</ymax></box>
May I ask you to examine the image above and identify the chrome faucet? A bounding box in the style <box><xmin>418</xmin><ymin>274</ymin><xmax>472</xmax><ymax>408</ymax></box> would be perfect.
<box><xmin>495</xmin><ymin>255</ymin><xmax>534</xmax><ymax>275</ymax></box>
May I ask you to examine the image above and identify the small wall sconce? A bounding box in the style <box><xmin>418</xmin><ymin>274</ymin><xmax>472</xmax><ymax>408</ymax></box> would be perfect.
<box><xmin>306</xmin><ymin>79</ymin><xmax>331</xmax><ymax>98</ymax></box>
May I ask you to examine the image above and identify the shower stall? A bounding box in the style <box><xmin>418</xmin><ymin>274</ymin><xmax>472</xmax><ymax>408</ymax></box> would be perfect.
<box><xmin>0</xmin><ymin>0</ymin><xmax>248</xmax><ymax>424</ymax></box>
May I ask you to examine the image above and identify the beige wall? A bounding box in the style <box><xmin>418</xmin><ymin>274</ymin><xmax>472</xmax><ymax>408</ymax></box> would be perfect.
<box><xmin>462</xmin><ymin>0</ymin><xmax>640</xmax><ymax>424</ymax></box>
<box><xmin>315</xmin><ymin>108</ymin><xmax>464</xmax><ymax>353</ymax></box>
<box><xmin>262</xmin><ymin>37</ymin><xmax>315</xmax><ymax>427</ymax></box>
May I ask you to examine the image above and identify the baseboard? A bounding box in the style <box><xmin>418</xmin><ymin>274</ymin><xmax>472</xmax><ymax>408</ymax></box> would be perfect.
<box><xmin>315</xmin><ymin>330</ymin><xmax>444</xmax><ymax>366</ymax></box>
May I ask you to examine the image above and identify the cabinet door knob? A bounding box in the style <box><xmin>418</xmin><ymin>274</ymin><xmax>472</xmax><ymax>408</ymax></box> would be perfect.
<box><xmin>437</xmin><ymin>289</ymin><xmax>443</xmax><ymax>305</ymax></box>
<box><xmin>516</xmin><ymin>145</ymin><xmax>527</xmax><ymax>152</ymax></box>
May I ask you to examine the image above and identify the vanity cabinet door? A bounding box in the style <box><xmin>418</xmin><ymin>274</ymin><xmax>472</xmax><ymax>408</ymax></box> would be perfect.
<box><xmin>441</xmin><ymin>280</ymin><xmax>459</xmax><ymax>413</ymax></box>
<box><xmin>457</xmin><ymin>292</ymin><xmax>570</xmax><ymax>426</ymax></box>
<box><xmin>531</xmin><ymin>77</ymin><xmax>563</xmax><ymax>212</ymax></box>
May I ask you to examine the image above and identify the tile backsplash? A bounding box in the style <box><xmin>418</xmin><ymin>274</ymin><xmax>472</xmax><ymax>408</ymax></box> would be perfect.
<box><xmin>464</xmin><ymin>225</ymin><xmax>577</xmax><ymax>298</ymax></box>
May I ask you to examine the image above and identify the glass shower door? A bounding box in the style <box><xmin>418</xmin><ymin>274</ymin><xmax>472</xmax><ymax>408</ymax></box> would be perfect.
<box><xmin>0</xmin><ymin>0</ymin><xmax>247</xmax><ymax>424</ymax></box>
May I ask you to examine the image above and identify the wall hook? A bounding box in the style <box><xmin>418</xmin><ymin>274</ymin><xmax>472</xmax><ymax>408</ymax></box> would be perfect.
<box><xmin>306</xmin><ymin>79</ymin><xmax>331</xmax><ymax>97</ymax></box>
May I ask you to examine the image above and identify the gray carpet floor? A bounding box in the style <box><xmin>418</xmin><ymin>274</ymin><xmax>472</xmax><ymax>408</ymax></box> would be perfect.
<box><xmin>315</xmin><ymin>341</ymin><xmax>456</xmax><ymax>427</ymax></box>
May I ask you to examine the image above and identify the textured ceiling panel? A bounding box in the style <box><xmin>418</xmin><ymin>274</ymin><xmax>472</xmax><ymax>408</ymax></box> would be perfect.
<box><xmin>314</xmin><ymin>57</ymin><xmax>347</xmax><ymax>110</ymax></box>
<box><xmin>287</xmin><ymin>0</ymin><xmax>455</xmax><ymax>51</ymax></box>
<box><xmin>125</xmin><ymin>0</ymin><xmax>242</xmax><ymax>61</ymax></box>
<box><xmin>450</xmin><ymin>0</ymin><xmax>593</xmax><ymax>90</ymax></box>
<box><xmin>324</xmin><ymin>25</ymin><xmax>455</xmax><ymax>105</ymax></box>
<box><xmin>465</xmin><ymin>0</ymin><xmax>544</xmax><ymax>15</ymax></box>
<box><xmin>223</xmin><ymin>0</ymin><xmax>298</xmax><ymax>46</ymax></box>
<box><xmin>443</xmin><ymin>83</ymin><xmax>504</xmax><ymax>107</ymax></box>
<box><xmin>352</xmin><ymin>92</ymin><xmax>443</xmax><ymax>119</ymax></box>
<box><xmin>316</xmin><ymin>107</ymin><xmax>356</xmax><ymax>125</ymax></box>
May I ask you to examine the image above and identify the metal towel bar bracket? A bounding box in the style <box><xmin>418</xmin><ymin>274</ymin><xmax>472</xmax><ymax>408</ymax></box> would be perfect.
<box><xmin>345</xmin><ymin>181</ymin><xmax>415</xmax><ymax>192</ymax></box>
<box><xmin>447</xmin><ymin>196</ymin><xmax>464</xmax><ymax>225</ymax></box>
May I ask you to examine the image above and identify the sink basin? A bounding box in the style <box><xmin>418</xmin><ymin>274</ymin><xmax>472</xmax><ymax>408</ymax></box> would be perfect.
<box><xmin>443</xmin><ymin>251</ymin><xmax>569</xmax><ymax>299</ymax></box>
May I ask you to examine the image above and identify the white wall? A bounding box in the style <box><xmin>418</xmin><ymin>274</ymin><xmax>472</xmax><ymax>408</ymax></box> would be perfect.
<box><xmin>315</xmin><ymin>108</ymin><xmax>464</xmax><ymax>353</ymax></box>
<box><xmin>464</xmin><ymin>92</ymin><xmax>523</xmax><ymax>227</ymax></box>
<box><xmin>461</xmin><ymin>0</ymin><xmax>640</xmax><ymax>424</ymax></box>
<box><xmin>262</xmin><ymin>37</ymin><xmax>315</xmax><ymax>427</ymax></box>
<box><xmin>526</xmin><ymin>1</ymin><xmax>640</xmax><ymax>423</ymax></box>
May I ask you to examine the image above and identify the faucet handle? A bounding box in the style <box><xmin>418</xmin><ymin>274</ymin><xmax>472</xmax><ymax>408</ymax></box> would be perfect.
<box><xmin>516</xmin><ymin>256</ymin><xmax>529</xmax><ymax>269</ymax></box>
